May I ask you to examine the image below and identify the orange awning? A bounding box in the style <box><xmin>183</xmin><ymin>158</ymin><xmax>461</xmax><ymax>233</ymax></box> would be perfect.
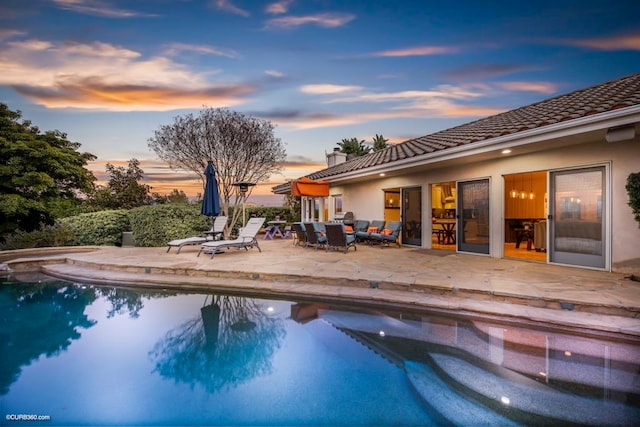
<box><xmin>291</xmin><ymin>177</ymin><xmax>330</xmax><ymax>197</ymax></box>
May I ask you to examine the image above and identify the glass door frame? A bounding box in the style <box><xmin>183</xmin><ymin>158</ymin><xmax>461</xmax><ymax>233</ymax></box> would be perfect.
<box><xmin>401</xmin><ymin>186</ymin><xmax>422</xmax><ymax>246</ymax></box>
<box><xmin>548</xmin><ymin>164</ymin><xmax>610</xmax><ymax>270</ymax></box>
<box><xmin>457</xmin><ymin>178</ymin><xmax>491</xmax><ymax>255</ymax></box>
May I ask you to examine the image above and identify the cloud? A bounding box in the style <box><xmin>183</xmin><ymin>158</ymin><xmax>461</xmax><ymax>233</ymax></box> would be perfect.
<box><xmin>300</xmin><ymin>83</ymin><xmax>363</xmax><ymax>95</ymax></box>
<box><xmin>331</xmin><ymin>85</ymin><xmax>485</xmax><ymax>104</ymax></box>
<box><xmin>496</xmin><ymin>81</ymin><xmax>558</xmax><ymax>94</ymax></box>
<box><xmin>213</xmin><ymin>0</ymin><xmax>250</xmax><ymax>17</ymax></box>
<box><xmin>88</xmin><ymin>157</ymin><xmax>306</xmax><ymax>199</ymax></box>
<box><xmin>0</xmin><ymin>38</ymin><xmax>256</xmax><ymax>111</ymax></box>
<box><xmin>51</xmin><ymin>0</ymin><xmax>156</xmax><ymax>18</ymax></box>
<box><xmin>265</xmin><ymin>0</ymin><xmax>294</xmax><ymax>15</ymax></box>
<box><xmin>447</xmin><ymin>63</ymin><xmax>533</xmax><ymax>80</ymax></box>
<box><xmin>258</xmin><ymin>83</ymin><xmax>509</xmax><ymax>130</ymax></box>
<box><xmin>265</xmin><ymin>12</ymin><xmax>355</xmax><ymax>29</ymax></box>
<box><xmin>0</xmin><ymin>29</ymin><xmax>26</xmax><ymax>41</ymax></box>
<box><xmin>282</xmin><ymin>155</ymin><xmax>323</xmax><ymax>168</ymax></box>
<box><xmin>370</xmin><ymin>45</ymin><xmax>456</xmax><ymax>57</ymax></box>
<box><xmin>265</xmin><ymin>69</ymin><xmax>286</xmax><ymax>78</ymax></box>
<box><xmin>163</xmin><ymin>42</ymin><xmax>240</xmax><ymax>59</ymax></box>
<box><xmin>564</xmin><ymin>33</ymin><xmax>640</xmax><ymax>51</ymax></box>
<box><xmin>13</xmin><ymin>78</ymin><xmax>255</xmax><ymax>111</ymax></box>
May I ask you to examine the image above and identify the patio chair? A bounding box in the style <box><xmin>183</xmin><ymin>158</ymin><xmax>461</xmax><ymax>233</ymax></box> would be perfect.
<box><xmin>167</xmin><ymin>216</ymin><xmax>227</xmax><ymax>254</ymax></box>
<box><xmin>197</xmin><ymin>217</ymin><xmax>266</xmax><ymax>259</ymax></box>
<box><xmin>324</xmin><ymin>223</ymin><xmax>357</xmax><ymax>253</ymax></box>
<box><xmin>353</xmin><ymin>220</ymin><xmax>369</xmax><ymax>235</ymax></box>
<box><xmin>355</xmin><ymin>220</ymin><xmax>385</xmax><ymax>244</ymax></box>
<box><xmin>303</xmin><ymin>222</ymin><xmax>326</xmax><ymax>249</ymax></box>
<box><xmin>369</xmin><ymin>221</ymin><xmax>402</xmax><ymax>247</ymax></box>
<box><xmin>291</xmin><ymin>222</ymin><xmax>307</xmax><ymax>247</ymax></box>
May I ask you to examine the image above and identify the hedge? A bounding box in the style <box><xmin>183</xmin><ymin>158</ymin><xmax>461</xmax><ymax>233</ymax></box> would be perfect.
<box><xmin>1</xmin><ymin>203</ymin><xmax>299</xmax><ymax>250</ymax></box>
<box><xmin>127</xmin><ymin>204</ymin><xmax>210</xmax><ymax>247</ymax></box>
<box><xmin>57</xmin><ymin>210</ymin><xmax>130</xmax><ymax>246</ymax></box>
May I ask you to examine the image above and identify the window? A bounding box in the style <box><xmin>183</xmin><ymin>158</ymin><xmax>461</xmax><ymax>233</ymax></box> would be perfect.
<box><xmin>331</xmin><ymin>195</ymin><xmax>343</xmax><ymax>220</ymax></box>
<box><xmin>333</xmin><ymin>195</ymin><xmax>343</xmax><ymax>215</ymax></box>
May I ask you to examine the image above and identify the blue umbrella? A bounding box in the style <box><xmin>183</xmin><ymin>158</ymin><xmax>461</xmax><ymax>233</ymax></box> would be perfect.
<box><xmin>201</xmin><ymin>161</ymin><xmax>221</xmax><ymax>225</ymax></box>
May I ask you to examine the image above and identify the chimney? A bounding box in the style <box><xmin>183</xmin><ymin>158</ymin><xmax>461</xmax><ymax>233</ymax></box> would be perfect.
<box><xmin>326</xmin><ymin>147</ymin><xmax>347</xmax><ymax>167</ymax></box>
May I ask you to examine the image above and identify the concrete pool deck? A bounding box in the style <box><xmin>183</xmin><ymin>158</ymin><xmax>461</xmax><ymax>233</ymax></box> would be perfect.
<box><xmin>2</xmin><ymin>239</ymin><xmax>640</xmax><ymax>338</ymax></box>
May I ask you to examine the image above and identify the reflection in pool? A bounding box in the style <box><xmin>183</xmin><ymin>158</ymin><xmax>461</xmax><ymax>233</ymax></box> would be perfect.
<box><xmin>1</xmin><ymin>278</ymin><xmax>639</xmax><ymax>426</ymax></box>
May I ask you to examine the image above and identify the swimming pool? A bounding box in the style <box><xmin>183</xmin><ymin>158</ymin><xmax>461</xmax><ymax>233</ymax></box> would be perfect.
<box><xmin>1</xmin><ymin>277</ymin><xmax>639</xmax><ymax>426</ymax></box>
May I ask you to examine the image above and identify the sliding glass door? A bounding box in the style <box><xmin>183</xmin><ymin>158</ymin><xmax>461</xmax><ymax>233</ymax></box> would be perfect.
<box><xmin>549</xmin><ymin>166</ymin><xmax>606</xmax><ymax>269</ymax></box>
<box><xmin>402</xmin><ymin>187</ymin><xmax>422</xmax><ymax>246</ymax></box>
<box><xmin>457</xmin><ymin>179</ymin><xmax>490</xmax><ymax>254</ymax></box>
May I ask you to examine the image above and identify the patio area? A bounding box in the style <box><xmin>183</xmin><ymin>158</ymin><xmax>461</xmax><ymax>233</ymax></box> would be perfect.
<box><xmin>3</xmin><ymin>238</ymin><xmax>640</xmax><ymax>338</ymax></box>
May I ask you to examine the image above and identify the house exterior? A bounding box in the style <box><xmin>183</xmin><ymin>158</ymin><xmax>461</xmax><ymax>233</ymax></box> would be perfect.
<box><xmin>273</xmin><ymin>73</ymin><xmax>640</xmax><ymax>272</ymax></box>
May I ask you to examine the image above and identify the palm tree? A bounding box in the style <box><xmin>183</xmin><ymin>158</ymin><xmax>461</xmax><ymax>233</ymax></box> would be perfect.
<box><xmin>337</xmin><ymin>137</ymin><xmax>371</xmax><ymax>158</ymax></box>
<box><xmin>372</xmin><ymin>134</ymin><xmax>389</xmax><ymax>151</ymax></box>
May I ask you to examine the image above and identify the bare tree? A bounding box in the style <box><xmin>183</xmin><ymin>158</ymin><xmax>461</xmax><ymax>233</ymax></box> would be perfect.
<box><xmin>148</xmin><ymin>108</ymin><xmax>286</xmax><ymax>233</ymax></box>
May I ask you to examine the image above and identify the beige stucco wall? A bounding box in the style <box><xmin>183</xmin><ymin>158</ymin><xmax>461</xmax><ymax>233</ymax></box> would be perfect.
<box><xmin>329</xmin><ymin>132</ymin><xmax>640</xmax><ymax>271</ymax></box>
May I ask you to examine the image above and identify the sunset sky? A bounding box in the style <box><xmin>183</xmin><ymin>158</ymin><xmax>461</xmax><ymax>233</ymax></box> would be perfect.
<box><xmin>2</xmin><ymin>0</ymin><xmax>639</xmax><ymax>205</ymax></box>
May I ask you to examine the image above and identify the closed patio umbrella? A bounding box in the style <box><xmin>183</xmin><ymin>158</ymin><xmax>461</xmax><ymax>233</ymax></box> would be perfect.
<box><xmin>201</xmin><ymin>160</ymin><xmax>221</xmax><ymax>227</ymax></box>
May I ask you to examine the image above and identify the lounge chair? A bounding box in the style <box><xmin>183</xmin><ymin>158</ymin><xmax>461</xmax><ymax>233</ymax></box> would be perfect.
<box><xmin>167</xmin><ymin>216</ymin><xmax>228</xmax><ymax>254</ymax></box>
<box><xmin>324</xmin><ymin>223</ymin><xmax>357</xmax><ymax>253</ymax></box>
<box><xmin>369</xmin><ymin>221</ymin><xmax>402</xmax><ymax>247</ymax></box>
<box><xmin>355</xmin><ymin>220</ymin><xmax>385</xmax><ymax>244</ymax></box>
<box><xmin>197</xmin><ymin>218</ymin><xmax>266</xmax><ymax>258</ymax></box>
<box><xmin>304</xmin><ymin>222</ymin><xmax>326</xmax><ymax>249</ymax></box>
<box><xmin>291</xmin><ymin>222</ymin><xmax>307</xmax><ymax>246</ymax></box>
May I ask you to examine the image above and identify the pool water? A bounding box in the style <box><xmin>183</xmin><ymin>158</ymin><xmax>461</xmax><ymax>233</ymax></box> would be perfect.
<box><xmin>1</xmin><ymin>278</ymin><xmax>639</xmax><ymax>426</ymax></box>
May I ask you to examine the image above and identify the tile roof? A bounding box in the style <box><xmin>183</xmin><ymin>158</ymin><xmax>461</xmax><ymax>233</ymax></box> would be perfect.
<box><xmin>273</xmin><ymin>72</ymin><xmax>640</xmax><ymax>193</ymax></box>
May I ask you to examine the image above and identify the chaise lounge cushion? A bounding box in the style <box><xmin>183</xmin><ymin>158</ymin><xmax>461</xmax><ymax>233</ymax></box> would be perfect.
<box><xmin>197</xmin><ymin>217</ymin><xmax>265</xmax><ymax>258</ymax></box>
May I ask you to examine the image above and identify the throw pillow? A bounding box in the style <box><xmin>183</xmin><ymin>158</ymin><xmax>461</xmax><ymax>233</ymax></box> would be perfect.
<box><xmin>344</xmin><ymin>225</ymin><xmax>353</xmax><ymax>232</ymax></box>
<box><xmin>381</xmin><ymin>228</ymin><xmax>393</xmax><ymax>235</ymax></box>
<box><xmin>366</xmin><ymin>226</ymin><xmax>378</xmax><ymax>233</ymax></box>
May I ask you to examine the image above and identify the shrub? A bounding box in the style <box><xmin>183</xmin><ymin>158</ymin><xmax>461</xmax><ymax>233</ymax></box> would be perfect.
<box><xmin>58</xmin><ymin>210</ymin><xmax>130</xmax><ymax>246</ymax></box>
<box><xmin>0</xmin><ymin>223</ymin><xmax>76</xmax><ymax>250</ymax></box>
<box><xmin>627</xmin><ymin>172</ymin><xmax>640</xmax><ymax>226</ymax></box>
<box><xmin>127</xmin><ymin>204</ymin><xmax>210</xmax><ymax>247</ymax></box>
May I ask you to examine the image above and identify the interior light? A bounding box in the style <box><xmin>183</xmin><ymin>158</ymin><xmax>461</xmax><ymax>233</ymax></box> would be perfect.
<box><xmin>539</xmin><ymin>371</ymin><xmax>547</xmax><ymax>377</ymax></box>
<box><xmin>379</xmin><ymin>330</ymin><xmax>386</xmax><ymax>337</ymax></box>
<box><xmin>379</xmin><ymin>173</ymin><xmax>385</xmax><ymax>177</ymax></box>
<box><xmin>501</xmin><ymin>149</ymin><xmax>512</xmax><ymax>154</ymax></box>
<box><xmin>267</xmin><ymin>306</ymin><xmax>275</xmax><ymax>313</ymax></box>
<box><xmin>501</xmin><ymin>396</ymin><xmax>510</xmax><ymax>405</ymax></box>
<box><xmin>564</xmin><ymin>351</ymin><xmax>572</xmax><ymax>357</ymax></box>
